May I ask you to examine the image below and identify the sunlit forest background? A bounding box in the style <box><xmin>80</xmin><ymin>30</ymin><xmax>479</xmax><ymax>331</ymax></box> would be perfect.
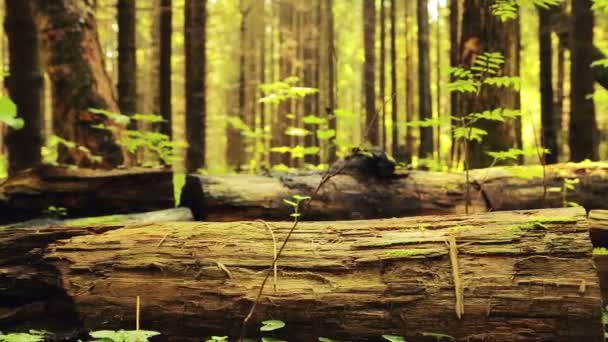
<box><xmin>0</xmin><ymin>0</ymin><xmax>607</xmax><ymax>177</ymax></box>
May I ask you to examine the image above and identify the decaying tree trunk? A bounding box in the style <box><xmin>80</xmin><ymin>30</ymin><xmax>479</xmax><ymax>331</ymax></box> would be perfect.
<box><xmin>0</xmin><ymin>165</ymin><xmax>174</xmax><ymax>224</ymax></box>
<box><xmin>181</xmin><ymin>162</ymin><xmax>608</xmax><ymax>221</ymax></box>
<box><xmin>0</xmin><ymin>207</ymin><xmax>602</xmax><ymax>341</ymax></box>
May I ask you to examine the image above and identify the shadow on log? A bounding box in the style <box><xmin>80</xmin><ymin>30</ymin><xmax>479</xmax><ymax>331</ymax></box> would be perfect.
<box><xmin>0</xmin><ymin>207</ymin><xmax>602</xmax><ymax>341</ymax></box>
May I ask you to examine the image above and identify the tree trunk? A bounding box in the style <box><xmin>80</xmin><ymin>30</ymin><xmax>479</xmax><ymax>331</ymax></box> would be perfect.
<box><xmin>417</xmin><ymin>0</ymin><xmax>433</xmax><ymax>159</ymax></box>
<box><xmin>31</xmin><ymin>0</ymin><xmax>124</xmax><ymax>168</ymax></box>
<box><xmin>4</xmin><ymin>0</ymin><xmax>43</xmax><ymax>176</ymax></box>
<box><xmin>117</xmin><ymin>0</ymin><xmax>137</xmax><ymax>120</ymax></box>
<box><xmin>185</xmin><ymin>0</ymin><xmax>207</xmax><ymax>173</ymax></box>
<box><xmin>404</xmin><ymin>0</ymin><xmax>416</xmax><ymax>162</ymax></box>
<box><xmin>363</xmin><ymin>0</ymin><xmax>378</xmax><ymax>146</ymax></box>
<box><xmin>569</xmin><ymin>0</ymin><xmax>598</xmax><ymax>161</ymax></box>
<box><xmin>379</xmin><ymin>0</ymin><xmax>387</xmax><ymax>148</ymax></box>
<box><xmin>539</xmin><ymin>7</ymin><xmax>557</xmax><ymax>164</ymax></box>
<box><xmin>0</xmin><ymin>207</ymin><xmax>602</xmax><ymax>341</ymax></box>
<box><xmin>159</xmin><ymin>0</ymin><xmax>172</xmax><ymax>138</ymax></box>
<box><xmin>454</xmin><ymin>0</ymin><xmax>520</xmax><ymax>168</ymax></box>
<box><xmin>326</xmin><ymin>0</ymin><xmax>337</xmax><ymax>163</ymax></box>
<box><xmin>390</xmin><ymin>0</ymin><xmax>398</xmax><ymax>157</ymax></box>
<box><xmin>0</xmin><ymin>165</ymin><xmax>174</xmax><ymax>224</ymax></box>
<box><xmin>180</xmin><ymin>162</ymin><xmax>608</xmax><ymax>221</ymax></box>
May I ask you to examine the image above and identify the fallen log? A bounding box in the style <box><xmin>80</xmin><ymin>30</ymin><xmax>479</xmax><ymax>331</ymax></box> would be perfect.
<box><xmin>0</xmin><ymin>207</ymin><xmax>602</xmax><ymax>341</ymax></box>
<box><xmin>181</xmin><ymin>162</ymin><xmax>608</xmax><ymax>221</ymax></box>
<box><xmin>0</xmin><ymin>207</ymin><xmax>194</xmax><ymax>230</ymax></box>
<box><xmin>0</xmin><ymin>165</ymin><xmax>174</xmax><ymax>224</ymax></box>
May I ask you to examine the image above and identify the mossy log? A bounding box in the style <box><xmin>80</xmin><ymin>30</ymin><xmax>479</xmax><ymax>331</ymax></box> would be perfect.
<box><xmin>0</xmin><ymin>207</ymin><xmax>602</xmax><ymax>341</ymax></box>
<box><xmin>0</xmin><ymin>165</ymin><xmax>174</xmax><ymax>224</ymax></box>
<box><xmin>181</xmin><ymin>162</ymin><xmax>608</xmax><ymax>221</ymax></box>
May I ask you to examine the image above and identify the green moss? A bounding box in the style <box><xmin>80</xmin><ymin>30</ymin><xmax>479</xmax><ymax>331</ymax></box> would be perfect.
<box><xmin>502</xmin><ymin>165</ymin><xmax>544</xmax><ymax>179</ymax></box>
<box><xmin>65</xmin><ymin>214</ymin><xmax>126</xmax><ymax>226</ymax></box>
<box><xmin>450</xmin><ymin>225</ymin><xmax>474</xmax><ymax>231</ymax></box>
<box><xmin>531</xmin><ymin>216</ymin><xmax>579</xmax><ymax>224</ymax></box>
<box><xmin>387</xmin><ymin>249</ymin><xmax>437</xmax><ymax>257</ymax></box>
<box><xmin>593</xmin><ymin>247</ymin><xmax>608</xmax><ymax>256</ymax></box>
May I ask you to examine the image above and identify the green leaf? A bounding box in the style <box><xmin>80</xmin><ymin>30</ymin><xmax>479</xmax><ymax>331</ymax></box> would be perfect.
<box><xmin>318</xmin><ymin>338</ymin><xmax>335</xmax><ymax>342</ymax></box>
<box><xmin>292</xmin><ymin>195</ymin><xmax>311</xmax><ymax>202</ymax></box>
<box><xmin>453</xmin><ymin>127</ymin><xmax>488</xmax><ymax>143</ymax></box>
<box><xmin>132</xmin><ymin>113</ymin><xmax>166</xmax><ymax>123</ymax></box>
<box><xmin>285</xmin><ymin>127</ymin><xmax>311</xmax><ymax>137</ymax></box>
<box><xmin>316</xmin><ymin>129</ymin><xmax>336</xmax><ymax>140</ymax></box>
<box><xmin>89</xmin><ymin>329</ymin><xmax>160</xmax><ymax>342</ymax></box>
<box><xmin>382</xmin><ymin>335</ymin><xmax>406</xmax><ymax>342</ymax></box>
<box><xmin>260</xmin><ymin>320</ymin><xmax>286</xmax><ymax>332</ymax></box>
<box><xmin>0</xmin><ymin>96</ymin><xmax>23</xmax><ymax>129</ymax></box>
<box><xmin>302</xmin><ymin>115</ymin><xmax>327</xmax><ymax>125</ymax></box>
<box><xmin>283</xmin><ymin>199</ymin><xmax>298</xmax><ymax>207</ymax></box>
<box><xmin>89</xmin><ymin>108</ymin><xmax>130</xmax><ymax>125</ymax></box>
<box><xmin>270</xmin><ymin>146</ymin><xmax>291</xmax><ymax>154</ymax></box>
<box><xmin>261</xmin><ymin>338</ymin><xmax>286</xmax><ymax>342</ymax></box>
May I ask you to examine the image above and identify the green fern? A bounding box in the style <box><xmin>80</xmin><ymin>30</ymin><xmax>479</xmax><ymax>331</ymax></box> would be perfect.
<box><xmin>491</xmin><ymin>0</ymin><xmax>562</xmax><ymax>21</ymax></box>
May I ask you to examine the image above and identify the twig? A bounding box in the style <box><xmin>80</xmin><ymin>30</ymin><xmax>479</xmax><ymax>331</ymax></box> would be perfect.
<box><xmin>446</xmin><ymin>235</ymin><xmax>464</xmax><ymax>319</ymax></box>
<box><xmin>255</xmin><ymin>219</ymin><xmax>278</xmax><ymax>291</ymax></box>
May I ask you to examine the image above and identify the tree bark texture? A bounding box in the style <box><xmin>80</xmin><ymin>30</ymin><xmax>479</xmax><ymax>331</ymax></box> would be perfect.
<box><xmin>0</xmin><ymin>207</ymin><xmax>602</xmax><ymax>341</ymax></box>
<box><xmin>31</xmin><ymin>0</ymin><xmax>124</xmax><ymax>168</ymax></box>
<box><xmin>4</xmin><ymin>0</ymin><xmax>44</xmax><ymax>176</ymax></box>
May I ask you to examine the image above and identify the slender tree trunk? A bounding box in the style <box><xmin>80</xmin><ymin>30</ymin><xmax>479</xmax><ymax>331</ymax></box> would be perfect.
<box><xmin>159</xmin><ymin>0</ymin><xmax>172</xmax><ymax>138</ymax></box>
<box><xmin>539</xmin><ymin>7</ymin><xmax>557</xmax><ymax>164</ymax></box>
<box><xmin>556</xmin><ymin>41</ymin><xmax>565</xmax><ymax>159</ymax></box>
<box><xmin>569</xmin><ymin>0</ymin><xmax>597</xmax><ymax>161</ymax></box>
<box><xmin>327</xmin><ymin>0</ymin><xmax>337</xmax><ymax>163</ymax></box>
<box><xmin>4</xmin><ymin>0</ymin><xmax>43</xmax><ymax>175</ymax></box>
<box><xmin>417</xmin><ymin>0</ymin><xmax>433</xmax><ymax>159</ymax></box>
<box><xmin>379</xmin><ymin>0</ymin><xmax>386</xmax><ymax>149</ymax></box>
<box><xmin>390</xmin><ymin>0</ymin><xmax>398</xmax><ymax>157</ymax></box>
<box><xmin>435</xmin><ymin>0</ymin><xmax>442</xmax><ymax>162</ymax></box>
<box><xmin>31</xmin><ymin>0</ymin><xmax>124</xmax><ymax>168</ymax></box>
<box><xmin>117</xmin><ymin>0</ymin><xmax>137</xmax><ymax>121</ymax></box>
<box><xmin>404</xmin><ymin>0</ymin><xmax>416</xmax><ymax>162</ymax></box>
<box><xmin>184</xmin><ymin>0</ymin><xmax>207</xmax><ymax>173</ymax></box>
<box><xmin>363</xmin><ymin>0</ymin><xmax>378</xmax><ymax>146</ymax></box>
<box><xmin>449</xmin><ymin>0</ymin><xmax>460</xmax><ymax>167</ymax></box>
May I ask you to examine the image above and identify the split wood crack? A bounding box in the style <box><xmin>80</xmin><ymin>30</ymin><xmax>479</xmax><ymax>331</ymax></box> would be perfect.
<box><xmin>446</xmin><ymin>234</ymin><xmax>464</xmax><ymax>319</ymax></box>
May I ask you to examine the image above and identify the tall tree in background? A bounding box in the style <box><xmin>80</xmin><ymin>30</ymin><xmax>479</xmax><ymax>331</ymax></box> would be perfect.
<box><xmin>4</xmin><ymin>0</ymin><xmax>43</xmax><ymax>175</ymax></box>
<box><xmin>538</xmin><ymin>7</ymin><xmax>558</xmax><ymax>164</ymax></box>
<box><xmin>569</xmin><ymin>0</ymin><xmax>597</xmax><ymax>161</ymax></box>
<box><xmin>363</xmin><ymin>0</ymin><xmax>377</xmax><ymax>145</ymax></box>
<box><xmin>159</xmin><ymin>0</ymin><xmax>172</xmax><ymax>138</ymax></box>
<box><xmin>117</xmin><ymin>0</ymin><xmax>137</xmax><ymax>121</ymax></box>
<box><xmin>389</xmin><ymin>0</ymin><xmax>398</xmax><ymax>156</ymax></box>
<box><xmin>31</xmin><ymin>0</ymin><xmax>124</xmax><ymax>168</ymax></box>
<box><xmin>417</xmin><ymin>0</ymin><xmax>433</xmax><ymax>158</ymax></box>
<box><xmin>404</xmin><ymin>0</ymin><xmax>416</xmax><ymax>161</ymax></box>
<box><xmin>185</xmin><ymin>0</ymin><xmax>207</xmax><ymax>173</ymax></box>
<box><xmin>379</xmin><ymin>0</ymin><xmax>386</xmax><ymax>147</ymax></box>
<box><xmin>326</xmin><ymin>0</ymin><xmax>337</xmax><ymax>162</ymax></box>
<box><xmin>453</xmin><ymin>0</ymin><xmax>521</xmax><ymax>168</ymax></box>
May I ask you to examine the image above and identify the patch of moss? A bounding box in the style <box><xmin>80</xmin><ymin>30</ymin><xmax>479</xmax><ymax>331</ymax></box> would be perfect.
<box><xmin>387</xmin><ymin>249</ymin><xmax>437</xmax><ymax>258</ymax></box>
<box><xmin>502</xmin><ymin>165</ymin><xmax>544</xmax><ymax>179</ymax></box>
<box><xmin>593</xmin><ymin>247</ymin><xmax>608</xmax><ymax>256</ymax></box>
<box><xmin>65</xmin><ymin>214</ymin><xmax>126</xmax><ymax>226</ymax></box>
<box><xmin>531</xmin><ymin>216</ymin><xmax>579</xmax><ymax>224</ymax></box>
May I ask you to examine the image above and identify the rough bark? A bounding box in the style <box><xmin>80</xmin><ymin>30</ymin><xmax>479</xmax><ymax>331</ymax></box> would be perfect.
<box><xmin>181</xmin><ymin>162</ymin><xmax>608</xmax><ymax>221</ymax></box>
<box><xmin>0</xmin><ymin>165</ymin><xmax>174</xmax><ymax>224</ymax></box>
<box><xmin>538</xmin><ymin>7</ymin><xmax>557</xmax><ymax>164</ymax></box>
<box><xmin>0</xmin><ymin>207</ymin><xmax>602</xmax><ymax>341</ymax></box>
<box><xmin>159</xmin><ymin>0</ymin><xmax>172</xmax><ymax>138</ymax></box>
<box><xmin>417</xmin><ymin>0</ymin><xmax>433</xmax><ymax>159</ymax></box>
<box><xmin>569</xmin><ymin>0</ymin><xmax>598</xmax><ymax>161</ymax></box>
<box><xmin>31</xmin><ymin>0</ymin><xmax>124</xmax><ymax>168</ymax></box>
<box><xmin>379</xmin><ymin>0</ymin><xmax>387</xmax><ymax>148</ymax></box>
<box><xmin>4</xmin><ymin>0</ymin><xmax>43</xmax><ymax>176</ymax></box>
<box><xmin>117</xmin><ymin>0</ymin><xmax>137</xmax><ymax>119</ymax></box>
<box><xmin>363</xmin><ymin>0</ymin><xmax>378</xmax><ymax>146</ymax></box>
<box><xmin>185</xmin><ymin>0</ymin><xmax>207</xmax><ymax>173</ymax></box>
<box><xmin>453</xmin><ymin>0</ymin><xmax>521</xmax><ymax>168</ymax></box>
